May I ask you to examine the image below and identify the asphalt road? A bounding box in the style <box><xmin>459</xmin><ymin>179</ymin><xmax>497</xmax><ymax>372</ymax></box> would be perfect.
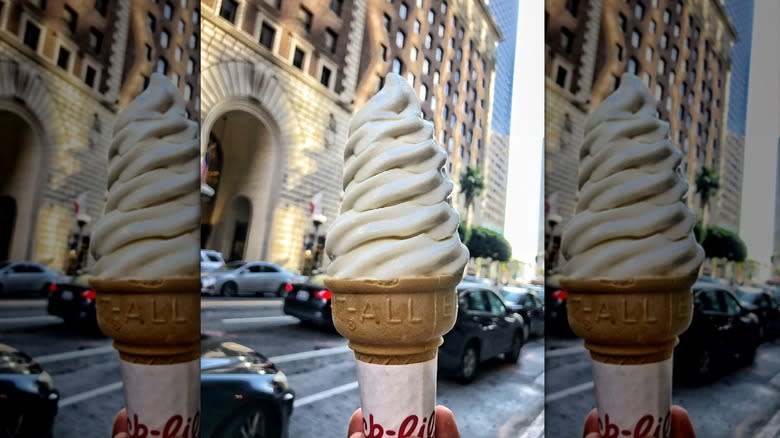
<box><xmin>545</xmin><ymin>335</ymin><xmax>780</xmax><ymax>437</ymax></box>
<box><xmin>0</xmin><ymin>297</ymin><xmax>546</xmax><ymax>438</ymax></box>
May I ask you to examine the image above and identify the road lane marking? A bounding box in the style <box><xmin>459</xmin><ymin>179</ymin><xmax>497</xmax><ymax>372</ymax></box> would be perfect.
<box><xmin>59</xmin><ymin>381</ymin><xmax>123</xmax><ymax>408</ymax></box>
<box><xmin>546</xmin><ymin>345</ymin><xmax>586</xmax><ymax>358</ymax></box>
<box><xmin>533</xmin><ymin>372</ymin><xmax>545</xmax><ymax>386</ymax></box>
<box><xmin>293</xmin><ymin>381</ymin><xmax>359</xmax><ymax>408</ymax></box>
<box><xmin>0</xmin><ymin>315</ymin><xmax>60</xmax><ymax>324</ymax></box>
<box><xmin>545</xmin><ymin>381</ymin><xmax>593</xmax><ymax>403</ymax></box>
<box><xmin>516</xmin><ymin>409</ymin><xmax>545</xmax><ymax>438</ymax></box>
<box><xmin>0</xmin><ymin>299</ymin><xmax>47</xmax><ymax>307</ymax></box>
<box><xmin>202</xmin><ymin>299</ymin><xmax>282</xmax><ymax>308</ymax></box>
<box><xmin>36</xmin><ymin>345</ymin><xmax>115</xmax><ymax>364</ymax></box>
<box><xmin>221</xmin><ymin>315</ymin><xmax>298</xmax><ymax>324</ymax></box>
<box><xmin>269</xmin><ymin>345</ymin><xmax>350</xmax><ymax>364</ymax></box>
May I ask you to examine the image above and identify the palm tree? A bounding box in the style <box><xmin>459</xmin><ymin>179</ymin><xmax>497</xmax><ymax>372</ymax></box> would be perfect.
<box><xmin>459</xmin><ymin>166</ymin><xmax>485</xmax><ymax>228</ymax></box>
<box><xmin>695</xmin><ymin>166</ymin><xmax>720</xmax><ymax>226</ymax></box>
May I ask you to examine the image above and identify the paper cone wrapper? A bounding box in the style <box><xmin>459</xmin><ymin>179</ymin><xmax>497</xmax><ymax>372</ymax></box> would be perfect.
<box><xmin>591</xmin><ymin>358</ymin><xmax>673</xmax><ymax>438</ymax></box>
<box><xmin>561</xmin><ymin>276</ymin><xmax>697</xmax><ymax>363</ymax></box>
<box><xmin>356</xmin><ymin>358</ymin><xmax>438</xmax><ymax>437</ymax></box>
<box><xmin>90</xmin><ymin>278</ymin><xmax>201</xmax><ymax>437</ymax></box>
<box><xmin>324</xmin><ymin>276</ymin><xmax>460</xmax><ymax>364</ymax></box>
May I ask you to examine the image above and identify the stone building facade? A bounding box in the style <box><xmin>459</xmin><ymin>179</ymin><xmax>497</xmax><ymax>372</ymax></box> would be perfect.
<box><xmin>356</xmin><ymin>0</ymin><xmax>502</xmax><ymax>221</ymax></box>
<box><xmin>0</xmin><ymin>0</ymin><xmax>130</xmax><ymax>269</ymax></box>
<box><xmin>199</xmin><ymin>0</ymin><xmax>364</xmax><ymax>270</ymax></box>
<box><xmin>481</xmin><ymin>130</ymin><xmax>508</xmax><ymax>232</ymax></box>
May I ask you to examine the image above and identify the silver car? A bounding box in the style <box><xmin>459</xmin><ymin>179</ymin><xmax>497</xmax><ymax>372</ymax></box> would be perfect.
<box><xmin>201</xmin><ymin>261</ymin><xmax>294</xmax><ymax>297</ymax></box>
<box><xmin>0</xmin><ymin>261</ymin><xmax>59</xmax><ymax>296</ymax></box>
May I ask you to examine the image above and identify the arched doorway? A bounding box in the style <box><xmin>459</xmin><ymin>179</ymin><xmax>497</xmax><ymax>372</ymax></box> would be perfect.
<box><xmin>201</xmin><ymin>106</ymin><xmax>281</xmax><ymax>262</ymax></box>
<box><xmin>0</xmin><ymin>108</ymin><xmax>43</xmax><ymax>261</ymax></box>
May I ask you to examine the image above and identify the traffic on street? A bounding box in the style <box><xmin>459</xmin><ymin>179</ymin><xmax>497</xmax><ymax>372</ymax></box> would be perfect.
<box><xmin>1</xmin><ymin>295</ymin><xmax>545</xmax><ymax>437</ymax></box>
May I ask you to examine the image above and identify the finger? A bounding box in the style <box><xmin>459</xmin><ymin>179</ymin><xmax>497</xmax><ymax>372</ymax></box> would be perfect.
<box><xmin>671</xmin><ymin>405</ymin><xmax>696</xmax><ymax>437</ymax></box>
<box><xmin>583</xmin><ymin>408</ymin><xmax>599</xmax><ymax>435</ymax></box>
<box><xmin>348</xmin><ymin>408</ymin><xmax>364</xmax><ymax>436</ymax></box>
<box><xmin>112</xmin><ymin>408</ymin><xmax>129</xmax><ymax>436</ymax></box>
<box><xmin>435</xmin><ymin>405</ymin><xmax>460</xmax><ymax>438</ymax></box>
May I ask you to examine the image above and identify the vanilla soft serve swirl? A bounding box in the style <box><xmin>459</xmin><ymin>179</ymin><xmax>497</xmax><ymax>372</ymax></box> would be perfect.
<box><xmin>561</xmin><ymin>73</ymin><xmax>704</xmax><ymax>279</ymax></box>
<box><xmin>90</xmin><ymin>74</ymin><xmax>199</xmax><ymax>279</ymax></box>
<box><xmin>325</xmin><ymin>74</ymin><xmax>469</xmax><ymax>279</ymax></box>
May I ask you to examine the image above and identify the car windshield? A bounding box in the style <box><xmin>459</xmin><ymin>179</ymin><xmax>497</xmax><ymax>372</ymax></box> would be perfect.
<box><xmin>735</xmin><ymin>290</ymin><xmax>762</xmax><ymax>304</ymax></box>
<box><xmin>500</xmin><ymin>287</ymin><xmax>528</xmax><ymax>303</ymax></box>
<box><xmin>218</xmin><ymin>261</ymin><xmax>245</xmax><ymax>271</ymax></box>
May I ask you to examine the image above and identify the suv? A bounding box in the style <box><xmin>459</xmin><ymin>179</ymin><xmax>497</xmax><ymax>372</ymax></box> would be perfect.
<box><xmin>201</xmin><ymin>249</ymin><xmax>226</xmax><ymax>272</ymax></box>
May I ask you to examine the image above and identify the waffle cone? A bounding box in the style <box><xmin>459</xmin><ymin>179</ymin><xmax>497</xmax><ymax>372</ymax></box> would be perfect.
<box><xmin>561</xmin><ymin>275</ymin><xmax>697</xmax><ymax>364</ymax></box>
<box><xmin>90</xmin><ymin>278</ymin><xmax>200</xmax><ymax>364</ymax></box>
<box><xmin>324</xmin><ymin>275</ymin><xmax>460</xmax><ymax>365</ymax></box>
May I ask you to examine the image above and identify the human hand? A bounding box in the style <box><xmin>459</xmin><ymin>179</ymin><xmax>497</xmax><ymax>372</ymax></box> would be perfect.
<box><xmin>583</xmin><ymin>405</ymin><xmax>696</xmax><ymax>438</ymax></box>
<box><xmin>347</xmin><ymin>405</ymin><xmax>460</xmax><ymax>438</ymax></box>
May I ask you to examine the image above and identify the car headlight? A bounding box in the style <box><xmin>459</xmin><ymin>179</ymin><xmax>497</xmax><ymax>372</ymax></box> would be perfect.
<box><xmin>272</xmin><ymin>371</ymin><xmax>289</xmax><ymax>392</ymax></box>
<box><xmin>37</xmin><ymin>371</ymin><xmax>54</xmax><ymax>392</ymax></box>
<box><xmin>202</xmin><ymin>277</ymin><xmax>216</xmax><ymax>287</ymax></box>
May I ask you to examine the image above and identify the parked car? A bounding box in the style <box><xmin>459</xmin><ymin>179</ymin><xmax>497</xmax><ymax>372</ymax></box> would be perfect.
<box><xmin>438</xmin><ymin>283</ymin><xmax>526</xmax><ymax>382</ymax></box>
<box><xmin>0</xmin><ymin>261</ymin><xmax>59</xmax><ymax>296</ymax></box>
<box><xmin>500</xmin><ymin>286</ymin><xmax>544</xmax><ymax>338</ymax></box>
<box><xmin>47</xmin><ymin>273</ymin><xmax>99</xmax><ymax>330</ymax></box>
<box><xmin>545</xmin><ymin>275</ymin><xmax>573</xmax><ymax>336</ymax></box>
<box><xmin>0</xmin><ymin>344</ymin><xmax>59</xmax><ymax>437</ymax></box>
<box><xmin>462</xmin><ymin>275</ymin><xmax>492</xmax><ymax>286</ymax></box>
<box><xmin>201</xmin><ymin>249</ymin><xmax>226</xmax><ymax>272</ymax></box>
<box><xmin>201</xmin><ymin>261</ymin><xmax>294</xmax><ymax>297</ymax></box>
<box><xmin>734</xmin><ymin>286</ymin><xmax>780</xmax><ymax>341</ymax></box>
<box><xmin>282</xmin><ymin>274</ymin><xmax>333</xmax><ymax>328</ymax></box>
<box><xmin>674</xmin><ymin>282</ymin><xmax>761</xmax><ymax>383</ymax></box>
<box><xmin>201</xmin><ymin>336</ymin><xmax>294</xmax><ymax>438</ymax></box>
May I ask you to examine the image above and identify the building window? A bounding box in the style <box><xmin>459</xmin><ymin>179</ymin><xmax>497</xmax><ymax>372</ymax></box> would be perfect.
<box><xmin>175</xmin><ymin>46</ymin><xmax>182</xmax><ymax>61</ymax></box>
<box><xmin>299</xmin><ymin>6</ymin><xmax>313</xmax><ymax>32</ymax></box>
<box><xmin>673</xmin><ymin>23</ymin><xmax>680</xmax><ymax>37</ymax></box>
<box><xmin>23</xmin><ymin>20</ymin><xmax>41</xmax><ymax>51</ymax></box>
<box><xmin>438</xmin><ymin>23</ymin><xmax>444</xmax><ymax>37</ymax></box>
<box><xmin>396</xmin><ymin>30</ymin><xmax>405</xmax><ymax>48</ymax></box>
<box><xmin>85</xmin><ymin>65</ymin><xmax>97</xmax><ymax>87</ymax></box>
<box><xmin>95</xmin><ymin>0</ymin><xmax>108</xmax><ymax>16</ymax></box>
<box><xmin>634</xmin><ymin>3</ymin><xmax>644</xmax><ymax>20</ymax></box>
<box><xmin>163</xmin><ymin>2</ymin><xmax>173</xmax><ymax>19</ymax></box>
<box><xmin>441</xmin><ymin>1</ymin><xmax>447</xmax><ymax>14</ymax></box>
<box><xmin>655</xmin><ymin>83</ymin><xmax>664</xmax><ymax>101</ymax></box>
<box><xmin>560</xmin><ymin>27</ymin><xmax>573</xmax><ymax>53</ymax></box>
<box><xmin>392</xmin><ymin>58</ymin><xmax>403</xmax><ymax>74</ymax></box>
<box><xmin>555</xmin><ymin>65</ymin><xmax>568</xmax><ymax>87</ymax></box>
<box><xmin>219</xmin><ymin>0</ymin><xmax>238</xmax><ymax>22</ymax></box>
<box><xmin>184</xmin><ymin>83</ymin><xmax>192</xmax><ymax>100</ymax></box>
<box><xmin>63</xmin><ymin>5</ymin><xmax>77</xmax><ymax>33</ymax></box>
<box><xmin>187</xmin><ymin>57</ymin><xmax>194</xmax><ymax>75</ymax></box>
<box><xmin>410</xmin><ymin>46</ymin><xmax>418</xmax><ymax>61</ymax></box>
<box><xmin>192</xmin><ymin>8</ymin><xmax>200</xmax><ymax>24</ymax></box>
<box><xmin>171</xmin><ymin>72</ymin><xmax>179</xmax><ymax>86</ymax></box>
<box><xmin>399</xmin><ymin>2</ymin><xmax>408</xmax><ymax>20</ymax></box>
<box><xmin>660</xmin><ymin>33</ymin><xmax>668</xmax><ymax>49</ymax></box>
<box><xmin>646</xmin><ymin>47</ymin><xmax>653</xmax><ymax>61</ymax></box>
<box><xmin>406</xmin><ymin>72</ymin><xmax>414</xmax><ymax>87</ymax></box>
<box><xmin>325</xmin><ymin>29</ymin><xmax>338</xmax><ymax>53</ymax></box>
<box><xmin>259</xmin><ymin>22</ymin><xmax>275</xmax><ymax>49</ymax></box>
<box><xmin>379</xmin><ymin>44</ymin><xmax>387</xmax><ymax>61</ymax></box>
<box><xmin>433</xmin><ymin>71</ymin><xmax>439</xmax><ymax>84</ymax></box>
<box><xmin>145</xmin><ymin>44</ymin><xmax>152</xmax><ymax>60</ymax></box>
<box><xmin>565</xmin><ymin>0</ymin><xmax>579</xmax><ymax>15</ymax></box>
<box><xmin>658</xmin><ymin>58</ymin><xmax>666</xmax><ymax>75</ymax></box>
<box><xmin>663</xmin><ymin>9</ymin><xmax>670</xmax><ymax>24</ymax></box>
<box><xmin>627</xmin><ymin>57</ymin><xmax>638</xmax><ymax>74</ymax></box>
<box><xmin>292</xmin><ymin>47</ymin><xmax>305</xmax><ymax>69</ymax></box>
<box><xmin>157</xmin><ymin>57</ymin><xmax>168</xmax><ymax>74</ymax></box>
<box><xmin>56</xmin><ymin>47</ymin><xmax>70</xmax><ymax>70</ymax></box>
<box><xmin>671</xmin><ymin>46</ymin><xmax>678</xmax><ymax>62</ymax></box>
<box><xmin>89</xmin><ymin>28</ymin><xmax>104</xmax><ymax>53</ymax></box>
<box><xmin>425</xmin><ymin>34</ymin><xmax>432</xmax><ymax>49</ymax></box>
<box><xmin>616</xmin><ymin>44</ymin><xmax>623</xmax><ymax>60</ymax></box>
<box><xmin>631</xmin><ymin>30</ymin><xmax>641</xmax><ymax>48</ymax></box>
<box><xmin>189</xmin><ymin>33</ymin><xmax>198</xmax><ymax>49</ymax></box>
<box><xmin>435</xmin><ymin>46</ymin><xmax>442</xmax><ymax>61</ymax></box>
<box><xmin>414</xmin><ymin>20</ymin><xmax>421</xmax><ymax>33</ymax></box>
<box><xmin>148</xmin><ymin>13</ymin><xmax>156</xmax><ymax>32</ymax></box>
<box><xmin>320</xmin><ymin>66</ymin><xmax>332</xmax><ymax>87</ymax></box>
<box><xmin>383</xmin><ymin>13</ymin><xmax>391</xmax><ymax>31</ymax></box>
<box><xmin>178</xmin><ymin>20</ymin><xmax>185</xmax><ymax>33</ymax></box>
<box><xmin>649</xmin><ymin>19</ymin><xmax>656</xmax><ymax>34</ymax></box>
<box><xmin>428</xmin><ymin>9</ymin><xmax>434</xmax><ymax>24</ymax></box>
<box><xmin>618</xmin><ymin>13</ymin><xmax>626</xmax><ymax>32</ymax></box>
<box><xmin>330</xmin><ymin>0</ymin><xmax>343</xmax><ymax>15</ymax></box>
<box><xmin>160</xmin><ymin>29</ymin><xmax>169</xmax><ymax>48</ymax></box>
<box><xmin>423</xmin><ymin>58</ymin><xmax>430</xmax><ymax>74</ymax></box>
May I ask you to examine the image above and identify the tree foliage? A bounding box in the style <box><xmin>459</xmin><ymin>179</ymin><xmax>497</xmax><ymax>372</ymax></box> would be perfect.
<box><xmin>464</xmin><ymin>226</ymin><xmax>512</xmax><ymax>262</ymax></box>
<box><xmin>695</xmin><ymin>166</ymin><xmax>720</xmax><ymax>213</ymax></box>
<box><xmin>459</xmin><ymin>166</ymin><xmax>485</xmax><ymax>226</ymax></box>
<box><xmin>701</xmin><ymin>225</ymin><xmax>747</xmax><ymax>262</ymax></box>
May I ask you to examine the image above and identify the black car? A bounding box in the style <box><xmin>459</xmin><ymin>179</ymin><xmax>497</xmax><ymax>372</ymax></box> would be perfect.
<box><xmin>674</xmin><ymin>282</ymin><xmax>761</xmax><ymax>383</ymax></box>
<box><xmin>734</xmin><ymin>286</ymin><xmax>780</xmax><ymax>341</ymax></box>
<box><xmin>438</xmin><ymin>282</ymin><xmax>526</xmax><ymax>382</ymax></box>
<box><xmin>201</xmin><ymin>337</ymin><xmax>294</xmax><ymax>438</ymax></box>
<box><xmin>545</xmin><ymin>276</ymin><xmax>573</xmax><ymax>337</ymax></box>
<box><xmin>499</xmin><ymin>286</ymin><xmax>544</xmax><ymax>338</ymax></box>
<box><xmin>0</xmin><ymin>344</ymin><xmax>59</xmax><ymax>438</ymax></box>
<box><xmin>47</xmin><ymin>274</ymin><xmax>98</xmax><ymax>330</ymax></box>
<box><xmin>282</xmin><ymin>274</ymin><xmax>333</xmax><ymax>328</ymax></box>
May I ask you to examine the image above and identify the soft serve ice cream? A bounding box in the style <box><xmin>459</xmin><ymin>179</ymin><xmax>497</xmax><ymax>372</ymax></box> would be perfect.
<box><xmin>560</xmin><ymin>73</ymin><xmax>704</xmax><ymax>438</ymax></box>
<box><xmin>325</xmin><ymin>73</ymin><xmax>468</xmax><ymax>279</ymax></box>
<box><xmin>89</xmin><ymin>73</ymin><xmax>201</xmax><ymax>438</ymax></box>
<box><xmin>90</xmin><ymin>74</ymin><xmax>199</xmax><ymax>279</ymax></box>
<box><xmin>324</xmin><ymin>73</ymin><xmax>467</xmax><ymax>437</ymax></box>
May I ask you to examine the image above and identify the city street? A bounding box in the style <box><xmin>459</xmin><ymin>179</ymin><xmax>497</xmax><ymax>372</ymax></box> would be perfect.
<box><xmin>545</xmin><ymin>336</ymin><xmax>780</xmax><ymax>437</ymax></box>
<box><xmin>0</xmin><ymin>297</ymin><xmax>545</xmax><ymax>438</ymax></box>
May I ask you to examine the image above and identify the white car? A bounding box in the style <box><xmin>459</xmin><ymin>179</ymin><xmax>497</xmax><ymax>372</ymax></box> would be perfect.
<box><xmin>200</xmin><ymin>249</ymin><xmax>226</xmax><ymax>272</ymax></box>
<box><xmin>201</xmin><ymin>261</ymin><xmax>295</xmax><ymax>297</ymax></box>
<box><xmin>0</xmin><ymin>261</ymin><xmax>59</xmax><ymax>296</ymax></box>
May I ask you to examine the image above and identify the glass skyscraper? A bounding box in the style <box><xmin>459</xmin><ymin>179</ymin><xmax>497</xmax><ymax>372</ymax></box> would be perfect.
<box><xmin>488</xmin><ymin>0</ymin><xmax>519</xmax><ymax>135</ymax></box>
<box><xmin>724</xmin><ymin>0</ymin><xmax>755</xmax><ymax>136</ymax></box>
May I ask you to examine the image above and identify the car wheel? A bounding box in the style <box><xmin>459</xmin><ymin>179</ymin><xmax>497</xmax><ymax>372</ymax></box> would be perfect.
<box><xmin>237</xmin><ymin>409</ymin><xmax>267</xmax><ymax>438</ymax></box>
<box><xmin>458</xmin><ymin>343</ymin><xmax>479</xmax><ymax>383</ymax></box>
<box><xmin>222</xmin><ymin>282</ymin><xmax>238</xmax><ymax>297</ymax></box>
<box><xmin>503</xmin><ymin>331</ymin><xmax>524</xmax><ymax>364</ymax></box>
<box><xmin>276</xmin><ymin>285</ymin><xmax>286</xmax><ymax>297</ymax></box>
